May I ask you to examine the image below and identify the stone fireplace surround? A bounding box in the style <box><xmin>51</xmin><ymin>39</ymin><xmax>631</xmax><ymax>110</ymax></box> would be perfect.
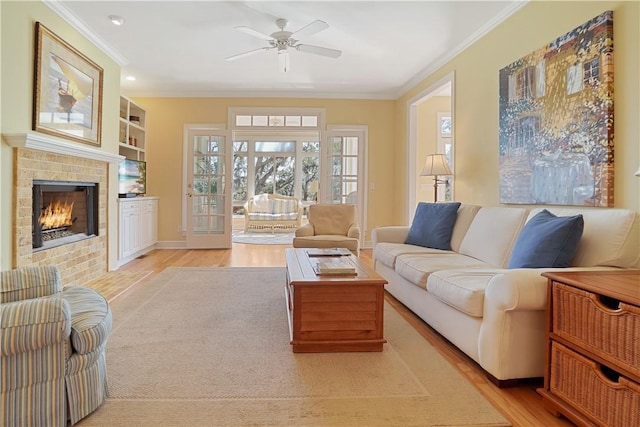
<box><xmin>4</xmin><ymin>132</ymin><xmax>121</xmax><ymax>285</ymax></box>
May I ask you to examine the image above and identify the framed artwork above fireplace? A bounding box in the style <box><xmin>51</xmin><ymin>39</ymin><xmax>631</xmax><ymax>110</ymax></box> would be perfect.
<box><xmin>32</xmin><ymin>22</ymin><xmax>103</xmax><ymax>146</ymax></box>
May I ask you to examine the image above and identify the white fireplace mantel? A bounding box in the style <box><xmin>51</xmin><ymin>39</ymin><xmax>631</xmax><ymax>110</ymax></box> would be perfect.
<box><xmin>2</xmin><ymin>132</ymin><xmax>123</xmax><ymax>163</ymax></box>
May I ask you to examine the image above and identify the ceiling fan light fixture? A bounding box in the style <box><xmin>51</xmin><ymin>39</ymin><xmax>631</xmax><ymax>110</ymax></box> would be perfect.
<box><xmin>228</xmin><ymin>18</ymin><xmax>340</xmax><ymax>71</ymax></box>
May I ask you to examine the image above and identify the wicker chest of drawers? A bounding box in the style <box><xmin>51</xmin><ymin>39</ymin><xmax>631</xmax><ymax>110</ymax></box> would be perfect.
<box><xmin>538</xmin><ymin>271</ymin><xmax>640</xmax><ymax>427</ymax></box>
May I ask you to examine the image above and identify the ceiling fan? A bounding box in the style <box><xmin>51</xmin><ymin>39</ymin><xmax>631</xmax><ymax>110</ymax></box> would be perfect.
<box><xmin>225</xmin><ymin>18</ymin><xmax>342</xmax><ymax>72</ymax></box>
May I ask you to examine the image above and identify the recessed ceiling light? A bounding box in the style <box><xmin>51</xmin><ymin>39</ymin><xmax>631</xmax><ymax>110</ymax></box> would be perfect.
<box><xmin>108</xmin><ymin>15</ymin><xmax>124</xmax><ymax>26</ymax></box>
<box><xmin>125</xmin><ymin>76</ymin><xmax>136</xmax><ymax>81</ymax></box>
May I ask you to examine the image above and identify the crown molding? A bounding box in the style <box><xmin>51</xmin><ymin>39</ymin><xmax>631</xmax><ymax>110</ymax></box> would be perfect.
<box><xmin>122</xmin><ymin>89</ymin><xmax>398</xmax><ymax>101</ymax></box>
<box><xmin>396</xmin><ymin>0</ymin><xmax>529</xmax><ymax>97</ymax></box>
<box><xmin>43</xmin><ymin>0</ymin><xmax>129</xmax><ymax>67</ymax></box>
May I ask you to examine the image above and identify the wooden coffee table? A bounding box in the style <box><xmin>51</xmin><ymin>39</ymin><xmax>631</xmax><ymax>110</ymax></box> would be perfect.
<box><xmin>284</xmin><ymin>248</ymin><xmax>387</xmax><ymax>352</ymax></box>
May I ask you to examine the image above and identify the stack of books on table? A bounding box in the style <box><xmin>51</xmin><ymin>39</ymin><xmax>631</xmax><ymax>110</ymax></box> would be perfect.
<box><xmin>306</xmin><ymin>248</ymin><xmax>351</xmax><ymax>257</ymax></box>
<box><xmin>314</xmin><ymin>260</ymin><xmax>357</xmax><ymax>275</ymax></box>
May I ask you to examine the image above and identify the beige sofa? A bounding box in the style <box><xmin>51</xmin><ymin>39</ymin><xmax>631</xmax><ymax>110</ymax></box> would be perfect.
<box><xmin>243</xmin><ymin>193</ymin><xmax>302</xmax><ymax>232</ymax></box>
<box><xmin>372</xmin><ymin>205</ymin><xmax>639</xmax><ymax>385</ymax></box>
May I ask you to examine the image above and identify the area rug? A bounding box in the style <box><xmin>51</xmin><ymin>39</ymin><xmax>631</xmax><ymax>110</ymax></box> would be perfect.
<box><xmin>232</xmin><ymin>230</ymin><xmax>294</xmax><ymax>245</ymax></box>
<box><xmin>77</xmin><ymin>267</ymin><xmax>510</xmax><ymax>427</ymax></box>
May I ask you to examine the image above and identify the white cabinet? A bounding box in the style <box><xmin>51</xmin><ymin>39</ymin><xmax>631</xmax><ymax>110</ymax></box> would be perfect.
<box><xmin>119</xmin><ymin>96</ymin><xmax>146</xmax><ymax>161</ymax></box>
<box><xmin>118</xmin><ymin>197</ymin><xmax>158</xmax><ymax>266</ymax></box>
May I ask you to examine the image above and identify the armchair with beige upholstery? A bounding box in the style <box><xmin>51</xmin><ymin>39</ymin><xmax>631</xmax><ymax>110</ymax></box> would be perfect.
<box><xmin>293</xmin><ymin>204</ymin><xmax>360</xmax><ymax>255</ymax></box>
<box><xmin>0</xmin><ymin>266</ymin><xmax>112</xmax><ymax>426</ymax></box>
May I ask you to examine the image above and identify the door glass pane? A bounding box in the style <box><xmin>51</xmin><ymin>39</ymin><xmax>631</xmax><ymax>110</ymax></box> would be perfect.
<box><xmin>255</xmin><ymin>141</ymin><xmax>295</xmax><ymax>152</ymax></box>
<box><xmin>275</xmin><ymin>157</ymin><xmax>295</xmax><ymax>196</ymax></box>
<box><xmin>344</xmin><ymin>137</ymin><xmax>358</xmax><ymax>154</ymax></box>
<box><xmin>233</xmin><ymin>140</ymin><xmax>248</xmax><ymax>152</ymax></box>
<box><xmin>343</xmin><ymin>157</ymin><xmax>358</xmax><ymax>175</ymax></box>
<box><xmin>190</xmin><ymin>135</ymin><xmax>226</xmax><ymax>234</ymax></box>
<box><xmin>301</xmin><ymin>156</ymin><xmax>319</xmax><ymax>202</ymax></box>
<box><xmin>233</xmin><ymin>155</ymin><xmax>248</xmax><ymax>202</ymax></box>
<box><xmin>254</xmin><ymin>156</ymin><xmax>274</xmax><ymax>195</ymax></box>
<box><xmin>327</xmin><ymin>135</ymin><xmax>360</xmax><ymax>205</ymax></box>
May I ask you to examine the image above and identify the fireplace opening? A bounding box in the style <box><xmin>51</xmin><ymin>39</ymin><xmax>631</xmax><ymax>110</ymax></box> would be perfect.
<box><xmin>32</xmin><ymin>180</ymin><xmax>98</xmax><ymax>251</ymax></box>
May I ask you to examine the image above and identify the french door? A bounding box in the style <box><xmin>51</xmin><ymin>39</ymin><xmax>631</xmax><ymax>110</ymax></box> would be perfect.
<box><xmin>184</xmin><ymin>126</ymin><xmax>232</xmax><ymax>248</ymax></box>
<box><xmin>323</xmin><ymin>127</ymin><xmax>368</xmax><ymax>243</ymax></box>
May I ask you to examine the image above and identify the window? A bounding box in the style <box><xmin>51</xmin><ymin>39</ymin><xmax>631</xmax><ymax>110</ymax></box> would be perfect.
<box><xmin>234</xmin><ymin>113</ymin><xmax>319</xmax><ymax>128</ymax></box>
<box><xmin>583</xmin><ymin>57</ymin><xmax>600</xmax><ymax>86</ymax></box>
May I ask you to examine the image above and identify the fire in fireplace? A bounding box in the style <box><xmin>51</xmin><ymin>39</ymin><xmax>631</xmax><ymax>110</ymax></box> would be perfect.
<box><xmin>32</xmin><ymin>180</ymin><xmax>98</xmax><ymax>250</ymax></box>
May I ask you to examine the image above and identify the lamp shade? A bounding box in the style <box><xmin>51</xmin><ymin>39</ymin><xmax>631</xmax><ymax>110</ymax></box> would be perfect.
<box><xmin>635</xmin><ymin>165</ymin><xmax>640</xmax><ymax>177</ymax></box>
<box><xmin>420</xmin><ymin>154</ymin><xmax>453</xmax><ymax>177</ymax></box>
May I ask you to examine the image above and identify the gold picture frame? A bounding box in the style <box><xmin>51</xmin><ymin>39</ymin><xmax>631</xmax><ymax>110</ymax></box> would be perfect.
<box><xmin>33</xmin><ymin>22</ymin><xmax>103</xmax><ymax>146</ymax></box>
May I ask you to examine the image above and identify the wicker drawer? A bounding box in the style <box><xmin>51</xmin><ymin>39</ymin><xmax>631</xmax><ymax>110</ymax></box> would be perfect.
<box><xmin>550</xmin><ymin>342</ymin><xmax>640</xmax><ymax>427</ymax></box>
<box><xmin>552</xmin><ymin>282</ymin><xmax>640</xmax><ymax>378</ymax></box>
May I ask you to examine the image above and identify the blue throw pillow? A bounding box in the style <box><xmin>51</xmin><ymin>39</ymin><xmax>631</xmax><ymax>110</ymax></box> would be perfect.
<box><xmin>405</xmin><ymin>202</ymin><xmax>461</xmax><ymax>250</ymax></box>
<box><xmin>508</xmin><ymin>209</ymin><xmax>584</xmax><ymax>269</ymax></box>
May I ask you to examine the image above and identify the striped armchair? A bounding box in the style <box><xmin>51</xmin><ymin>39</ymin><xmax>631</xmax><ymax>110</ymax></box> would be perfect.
<box><xmin>1</xmin><ymin>266</ymin><xmax>112</xmax><ymax>426</ymax></box>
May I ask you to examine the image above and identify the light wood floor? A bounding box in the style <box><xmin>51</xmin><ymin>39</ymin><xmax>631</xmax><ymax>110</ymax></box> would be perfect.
<box><xmin>110</xmin><ymin>244</ymin><xmax>573</xmax><ymax>427</ymax></box>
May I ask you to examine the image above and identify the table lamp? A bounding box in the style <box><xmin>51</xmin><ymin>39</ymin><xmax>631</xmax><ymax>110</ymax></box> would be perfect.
<box><xmin>420</xmin><ymin>154</ymin><xmax>453</xmax><ymax>202</ymax></box>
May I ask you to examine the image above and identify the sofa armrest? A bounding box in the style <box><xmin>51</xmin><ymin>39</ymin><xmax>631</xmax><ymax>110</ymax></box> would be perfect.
<box><xmin>347</xmin><ymin>224</ymin><xmax>360</xmax><ymax>239</ymax></box>
<box><xmin>295</xmin><ymin>223</ymin><xmax>315</xmax><ymax>237</ymax></box>
<box><xmin>0</xmin><ymin>296</ymin><xmax>70</xmax><ymax>356</ymax></box>
<box><xmin>371</xmin><ymin>226</ymin><xmax>410</xmax><ymax>246</ymax></box>
<box><xmin>484</xmin><ymin>269</ymin><xmax>550</xmax><ymax>312</ymax></box>
<box><xmin>62</xmin><ymin>286</ymin><xmax>112</xmax><ymax>355</ymax></box>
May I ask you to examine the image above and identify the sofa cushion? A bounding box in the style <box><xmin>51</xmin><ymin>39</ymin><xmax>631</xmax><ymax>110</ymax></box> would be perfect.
<box><xmin>459</xmin><ymin>207</ymin><xmax>528</xmax><ymax>268</ymax></box>
<box><xmin>309</xmin><ymin>204</ymin><xmax>356</xmax><ymax>236</ymax></box>
<box><xmin>252</xmin><ymin>194</ymin><xmax>270</xmax><ymax>212</ymax></box>
<box><xmin>450</xmin><ymin>204</ymin><xmax>482</xmax><ymax>252</ymax></box>
<box><xmin>427</xmin><ymin>269</ymin><xmax>504</xmax><ymax>318</ymax></box>
<box><xmin>508</xmin><ymin>209</ymin><xmax>584</xmax><ymax>269</ymax></box>
<box><xmin>405</xmin><ymin>202</ymin><xmax>461</xmax><ymax>250</ymax></box>
<box><xmin>61</xmin><ymin>286</ymin><xmax>112</xmax><ymax>355</ymax></box>
<box><xmin>394</xmin><ymin>253</ymin><xmax>488</xmax><ymax>289</ymax></box>
<box><xmin>529</xmin><ymin>207</ymin><xmax>639</xmax><ymax>268</ymax></box>
<box><xmin>373</xmin><ymin>243</ymin><xmax>450</xmax><ymax>269</ymax></box>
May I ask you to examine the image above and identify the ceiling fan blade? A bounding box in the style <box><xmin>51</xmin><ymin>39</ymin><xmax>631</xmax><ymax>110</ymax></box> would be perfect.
<box><xmin>225</xmin><ymin>46</ymin><xmax>273</xmax><ymax>61</ymax></box>
<box><xmin>235</xmin><ymin>26</ymin><xmax>275</xmax><ymax>41</ymax></box>
<box><xmin>296</xmin><ymin>44</ymin><xmax>342</xmax><ymax>59</ymax></box>
<box><xmin>291</xmin><ymin>20</ymin><xmax>329</xmax><ymax>39</ymax></box>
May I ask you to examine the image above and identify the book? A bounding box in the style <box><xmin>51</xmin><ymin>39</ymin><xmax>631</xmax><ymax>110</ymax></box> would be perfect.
<box><xmin>314</xmin><ymin>260</ymin><xmax>357</xmax><ymax>275</ymax></box>
<box><xmin>306</xmin><ymin>248</ymin><xmax>351</xmax><ymax>257</ymax></box>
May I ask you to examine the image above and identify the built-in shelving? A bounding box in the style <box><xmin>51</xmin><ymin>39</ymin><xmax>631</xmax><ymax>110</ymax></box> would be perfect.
<box><xmin>119</xmin><ymin>96</ymin><xmax>146</xmax><ymax>161</ymax></box>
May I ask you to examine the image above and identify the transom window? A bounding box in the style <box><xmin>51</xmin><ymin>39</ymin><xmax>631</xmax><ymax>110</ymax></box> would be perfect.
<box><xmin>234</xmin><ymin>114</ymin><xmax>319</xmax><ymax>128</ymax></box>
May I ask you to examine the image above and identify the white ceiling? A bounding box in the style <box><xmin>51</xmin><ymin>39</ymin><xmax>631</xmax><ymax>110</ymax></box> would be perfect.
<box><xmin>50</xmin><ymin>1</ymin><xmax>525</xmax><ymax>99</ymax></box>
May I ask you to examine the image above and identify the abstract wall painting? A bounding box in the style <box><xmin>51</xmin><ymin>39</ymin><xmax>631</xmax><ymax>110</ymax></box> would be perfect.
<box><xmin>498</xmin><ymin>11</ymin><xmax>614</xmax><ymax>207</ymax></box>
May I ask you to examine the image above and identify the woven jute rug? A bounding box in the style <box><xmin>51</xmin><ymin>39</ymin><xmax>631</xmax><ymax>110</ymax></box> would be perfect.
<box><xmin>77</xmin><ymin>267</ymin><xmax>510</xmax><ymax>426</ymax></box>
